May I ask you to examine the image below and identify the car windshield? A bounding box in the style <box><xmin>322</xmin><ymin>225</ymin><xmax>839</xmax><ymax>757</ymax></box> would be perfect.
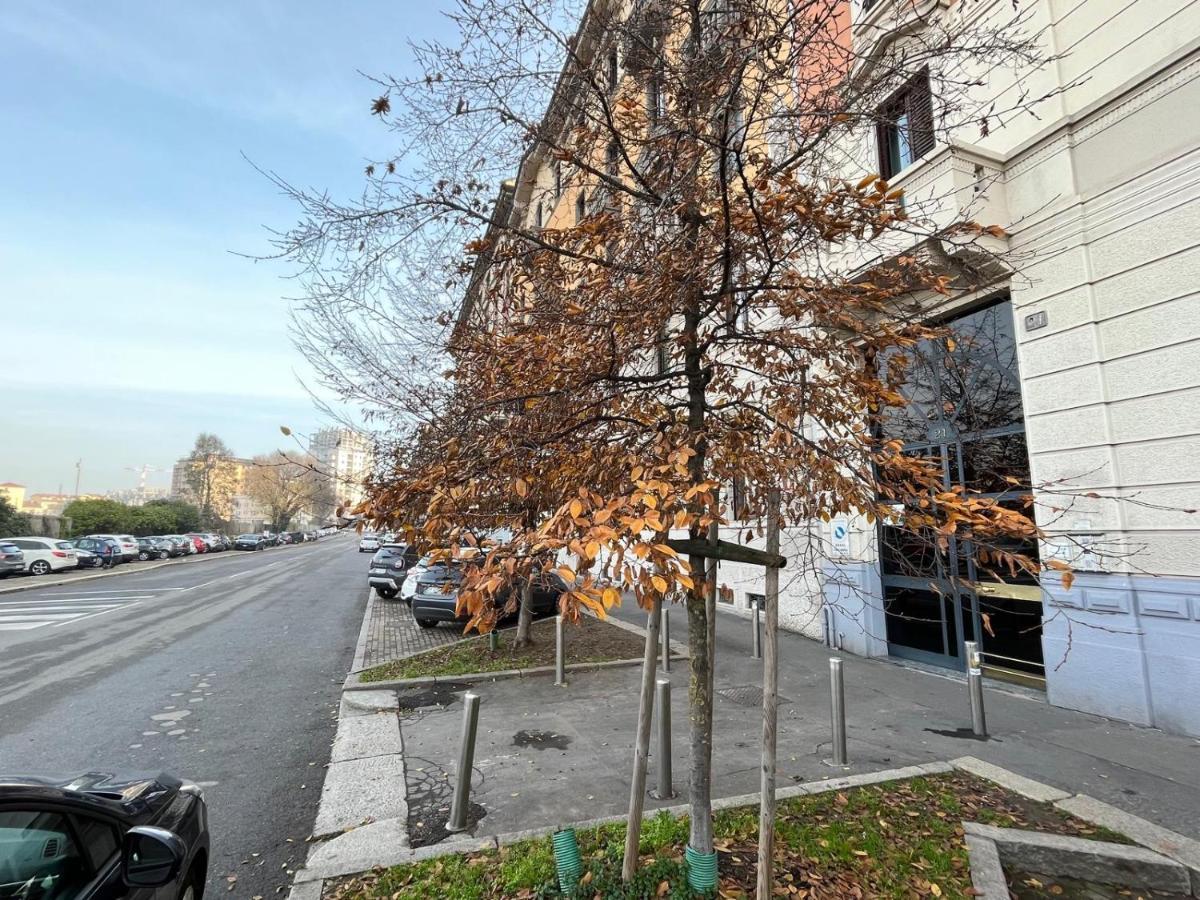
<box><xmin>237</xmin><ymin>534</ymin><xmax>259</xmax><ymax>540</ymax></box>
<box><xmin>56</xmin><ymin>541</ymin><xmax>73</xmax><ymax>550</ymax></box>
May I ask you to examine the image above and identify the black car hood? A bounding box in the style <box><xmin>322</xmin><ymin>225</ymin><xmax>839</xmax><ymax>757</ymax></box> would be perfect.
<box><xmin>0</xmin><ymin>772</ymin><xmax>182</xmax><ymax>825</ymax></box>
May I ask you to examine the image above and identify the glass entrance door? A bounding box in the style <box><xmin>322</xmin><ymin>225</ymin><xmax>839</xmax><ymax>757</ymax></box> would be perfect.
<box><xmin>876</xmin><ymin>298</ymin><xmax>1045</xmax><ymax>684</ymax></box>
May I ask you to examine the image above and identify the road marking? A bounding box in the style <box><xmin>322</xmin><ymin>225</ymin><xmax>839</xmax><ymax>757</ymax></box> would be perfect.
<box><xmin>0</xmin><ymin>595</ymin><xmax>156</xmax><ymax>605</ymax></box>
<box><xmin>41</xmin><ymin>588</ymin><xmax>188</xmax><ymax>596</ymax></box>
<box><xmin>0</xmin><ymin>622</ymin><xmax>45</xmax><ymax>631</ymax></box>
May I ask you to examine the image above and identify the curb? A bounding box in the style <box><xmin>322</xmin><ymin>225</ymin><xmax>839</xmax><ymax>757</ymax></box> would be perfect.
<box><xmin>343</xmin><ymin>653</ymin><xmax>690</xmax><ymax>692</ymax></box>
<box><xmin>289</xmin><ymin>755</ymin><xmax>1200</xmax><ymax>896</ymax></box>
<box><xmin>349</xmin><ymin>586</ymin><xmax>375</xmax><ymax>673</ymax></box>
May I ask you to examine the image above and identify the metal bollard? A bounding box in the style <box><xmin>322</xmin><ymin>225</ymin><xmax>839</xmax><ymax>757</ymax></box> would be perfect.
<box><xmin>751</xmin><ymin>602</ymin><xmax>762</xmax><ymax>659</ymax></box>
<box><xmin>489</xmin><ymin>629</ymin><xmax>498</xmax><ymax>652</ymax></box>
<box><xmin>650</xmin><ymin>678</ymin><xmax>674</xmax><ymax>799</ymax></box>
<box><xmin>660</xmin><ymin>607</ymin><xmax>670</xmax><ymax>673</ymax></box>
<box><xmin>555</xmin><ymin>615</ymin><xmax>566</xmax><ymax>686</ymax></box>
<box><xmin>829</xmin><ymin>658</ymin><xmax>848</xmax><ymax>766</ymax></box>
<box><xmin>446</xmin><ymin>692</ymin><xmax>481</xmax><ymax>832</ymax></box>
<box><xmin>965</xmin><ymin>641</ymin><xmax>988</xmax><ymax>738</ymax></box>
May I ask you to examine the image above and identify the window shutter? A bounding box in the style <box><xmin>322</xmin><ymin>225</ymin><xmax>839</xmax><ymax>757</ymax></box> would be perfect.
<box><xmin>908</xmin><ymin>69</ymin><xmax>935</xmax><ymax>159</ymax></box>
<box><xmin>875</xmin><ymin>120</ymin><xmax>892</xmax><ymax>178</ymax></box>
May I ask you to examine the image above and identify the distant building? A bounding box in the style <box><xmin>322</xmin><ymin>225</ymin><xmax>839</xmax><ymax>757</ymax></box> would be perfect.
<box><xmin>106</xmin><ymin>486</ymin><xmax>168</xmax><ymax>507</ymax></box>
<box><xmin>23</xmin><ymin>493</ymin><xmax>77</xmax><ymax>516</ymax></box>
<box><xmin>308</xmin><ymin>428</ymin><xmax>373</xmax><ymax>512</ymax></box>
<box><xmin>170</xmin><ymin>457</ymin><xmax>252</xmax><ymax>522</ymax></box>
<box><xmin>0</xmin><ymin>483</ymin><xmax>26</xmax><ymax>510</ymax></box>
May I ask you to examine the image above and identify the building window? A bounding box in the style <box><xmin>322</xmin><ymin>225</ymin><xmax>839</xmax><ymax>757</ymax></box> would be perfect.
<box><xmin>655</xmin><ymin>323</ymin><xmax>669</xmax><ymax>374</ymax></box>
<box><xmin>718</xmin><ymin>102</ymin><xmax>745</xmax><ymax>181</ymax></box>
<box><xmin>606</xmin><ymin>140</ymin><xmax>619</xmax><ymax>176</ymax></box>
<box><xmin>646</xmin><ymin>76</ymin><xmax>664</xmax><ymax>124</ymax></box>
<box><xmin>731</xmin><ymin>474</ymin><xmax>747</xmax><ymax>520</ymax></box>
<box><xmin>606</xmin><ymin>46</ymin><xmax>619</xmax><ymax>93</ymax></box>
<box><xmin>554</xmin><ymin>162</ymin><xmax>563</xmax><ymax>198</ymax></box>
<box><xmin>576</xmin><ymin>189</ymin><xmax>587</xmax><ymax>223</ymax></box>
<box><xmin>535</xmin><ymin>201</ymin><xmax>544</xmax><ymax>229</ymax></box>
<box><xmin>747</xmin><ymin>592</ymin><xmax>766</xmax><ymax>610</ymax></box>
<box><xmin>876</xmin><ymin>69</ymin><xmax>934</xmax><ymax>179</ymax></box>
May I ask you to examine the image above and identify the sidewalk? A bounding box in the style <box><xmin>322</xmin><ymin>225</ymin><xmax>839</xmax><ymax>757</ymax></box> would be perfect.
<box><xmin>353</xmin><ymin>590</ymin><xmax>458</xmax><ymax>671</ymax></box>
<box><xmin>292</xmin><ymin>591</ymin><xmax>1200</xmax><ymax>894</ymax></box>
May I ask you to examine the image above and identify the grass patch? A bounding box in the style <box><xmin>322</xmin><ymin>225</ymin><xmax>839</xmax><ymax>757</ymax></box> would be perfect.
<box><xmin>323</xmin><ymin>771</ymin><xmax>1118</xmax><ymax>899</ymax></box>
<box><xmin>357</xmin><ymin>615</ymin><xmax>648</xmax><ymax>682</ymax></box>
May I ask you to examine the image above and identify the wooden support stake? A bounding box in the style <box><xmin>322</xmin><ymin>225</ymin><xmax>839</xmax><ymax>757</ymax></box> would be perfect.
<box><xmin>756</xmin><ymin>489</ymin><xmax>781</xmax><ymax>898</ymax></box>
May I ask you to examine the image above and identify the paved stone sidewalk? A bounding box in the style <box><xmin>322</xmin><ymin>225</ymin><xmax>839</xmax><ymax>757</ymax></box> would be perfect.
<box><xmin>358</xmin><ymin>592</ymin><xmax>458</xmax><ymax>670</ymax></box>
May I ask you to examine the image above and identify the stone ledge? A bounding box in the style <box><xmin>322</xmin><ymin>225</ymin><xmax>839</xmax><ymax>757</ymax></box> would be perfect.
<box><xmin>1055</xmin><ymin>794</ymin><xmax>1200</xmax><ymax>894</ymax></box>
<box><xmin>312</xmin><ymin>755</ymin><xmax>407</xmax><ymax>839</ymax></box>
<box><xmin>343</xmin><ymin>654</ymin><xmax>688</xmax><ymax>692</ymax></box>
<box><xmin>950</xmin><ymin>756</ymin><xmax>1071</xmax><ymax>803</ymax></box>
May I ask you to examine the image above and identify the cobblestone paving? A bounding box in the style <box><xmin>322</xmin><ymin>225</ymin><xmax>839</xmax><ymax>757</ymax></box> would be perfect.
<box><xmin>360</xmin><ymin>592</ymin><xmax>459</xmax><ymax>669</ymax></box>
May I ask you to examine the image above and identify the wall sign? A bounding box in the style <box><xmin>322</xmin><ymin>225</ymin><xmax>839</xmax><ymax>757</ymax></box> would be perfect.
<box><xmin>1024</xmin><ymin>310</ymin><xmax>1048</xmax><ymax>332</ymax></box>
<box><xmin>831</xmin><ymin>518</ymin><xmax>851</xmax><ymax>556</ymax></box>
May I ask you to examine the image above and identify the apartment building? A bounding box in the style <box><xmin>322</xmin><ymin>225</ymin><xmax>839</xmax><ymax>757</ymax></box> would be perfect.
<box><xmin>463</xmin><ymin>0</ymin><xmax>1200</xmax><ymax>736</ymax></box>
<box><xmin>308</xmin><ymin>427</ymin><xmax>374</xmax><ymax>512</ymax></box>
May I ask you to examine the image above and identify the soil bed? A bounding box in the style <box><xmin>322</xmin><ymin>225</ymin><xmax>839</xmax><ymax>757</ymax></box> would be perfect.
<box><xmin>357</xmin><ymin>615</ymin><xmax>647</xmax><ymax>682</ymax></box>
<box><xmin>323</xmin><ymin>771</ymin><xmax>1125</xmax><ymax>899</ymax></box>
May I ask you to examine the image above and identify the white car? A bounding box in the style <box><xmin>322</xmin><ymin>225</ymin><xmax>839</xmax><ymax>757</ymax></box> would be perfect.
<box><xmin>6</xmin><ymin>536</ymin><xmax>78</xmax><ymax>575</ymax></box>
<box><xmin>358</xmin><ymin>534</ymin><xmax>381</xmax><ymax>553</ymax></box>
<box><xmin>88</xmin><ymin>533</ymin><xmax>139</xmax><ymax>562</ymax></box>
<box><xmin>399</xmin><ymin>554</ymin><xmax>431</xmax><ymax>605</ymax></box>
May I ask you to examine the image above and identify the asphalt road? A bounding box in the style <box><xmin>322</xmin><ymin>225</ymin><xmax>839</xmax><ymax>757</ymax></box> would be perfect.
<box><xmin>0</xmin><ymin>535</ymin><xmax>368</xmax><ymax>899</ymax></box>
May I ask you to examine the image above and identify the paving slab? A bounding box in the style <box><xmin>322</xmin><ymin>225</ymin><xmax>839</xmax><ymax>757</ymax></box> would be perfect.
<box><xmin>331</xmin><ymin>711</ymin><xmax>402</xmax><ymax>763</ymax></box>
<box><xmin>302</xmin><ymin>818</ymin><xmax>411</xmax><ymax>882</ymax></box>
<box><xmin>312</xmin><ymin>754</ymin><xmax>407</xmax><ymax>838</ymax></box>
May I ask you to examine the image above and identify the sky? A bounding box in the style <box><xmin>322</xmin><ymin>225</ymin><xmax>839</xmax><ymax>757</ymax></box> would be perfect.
<box><xmin>0</xmin><ymin>0</ymin><xmax>457</xmax><ymax>495</ymax></box>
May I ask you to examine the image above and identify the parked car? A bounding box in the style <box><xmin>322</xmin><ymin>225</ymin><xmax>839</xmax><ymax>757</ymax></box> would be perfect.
<box><xmin>398</xmin><ymin>553</ymin><xmax>432</xmax><ymax>605</ymax></box>
<box><xmin>156</xmin><ymin>536</ymin><xmax>188</xmax><ymax>557</ymax></box>
<box><xmin>87</xmin><ymin>534</ymin><xmax>139</xmax><ymax>562</ymax></box>
<box><xmin>5</xmin><ymin>536</ymin><xmax>78</xmax><ymax>576</ymax></box>
<box><xmin>163</xmin><ymin>535</ymin><xmax>197</xmax><ymax>555</ymax></box>
<box><xmin>0</xmin><ymin>771</ymin><xmax>209</xmax><ymax>900</ymax></box>
<box><xmin>287</xmin><ymin>531</ymin><xmax>307</xmax><ymax>544</ymax></box>
<box><xmin>409</xmin><ymin>551</ymin><xmax>549</xmax><ymax>629</ymax></box>
<box><xmin>181</xmin><ymin>534</ymin><xmax>209</xmax><ymax>554</ymax></box>
<box><xmin>358</xmin><ymin>533</ymin><xmax>380</xmax><ymax>553</ymax></box>
<box><xmin>62</xmin><ymin>540</ymin><xmax>96</xmax><ymax>568</ymax></box>
<box><xmin>72</xmin><ymin>537</ymin><xmax>122</xmax><ymax>568</ymax></box>
<box><xmin>233</xmin><ymin>533</ymin><xmax>265</xmax><ymax>551</ymax></box>
<box><xmin>367</xmin><ymin>543</ymin><xmax>420</xmax><ymax>599</ymax></box>
<box><xmin>277</xmin><ymin>532</ymin><xmax>294</xmax><ymax>545</ymax></box>
<box><xmin>0</xmin><ymin>542</ymin><xmax>24</xmax><ymax>578</ymax></box>
<box><xmin>137</xmin><ymin>537</ymin><xmax>175</xmax><ymax>561</ymax></box>
<box><xmin>261</xmin><ymin>532</ymin><xmax>280</xmax><ymax>548</ymax></box>
<box><xmin>214</xmin><ymin>534</ymin><xmax>232</xmax><ymax>551</ymax></box>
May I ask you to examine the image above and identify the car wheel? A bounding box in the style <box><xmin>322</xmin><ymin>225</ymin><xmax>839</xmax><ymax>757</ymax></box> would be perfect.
<box><xmin>29</xmin><ymin>560</ymin><xmax>51</xmax><ymax>576</ymax></box>
<box><xmin>159</xmin><ymin>550</ymin><xmax>170</xmax><ymax>559</ymax></box>
<box><xmin>377</xmin><ymin>588</ymin><xmax>397</xmax><ymax>599</ymax></box>
<box><xmin>138</xmin><ymin>551</ymin><xmax>149</xmax><ymax>561</ymax></box>
<box><xmin>416</xmin><ymin>617</ymin><xmax>438</xmax><ymax>629</ymax></box>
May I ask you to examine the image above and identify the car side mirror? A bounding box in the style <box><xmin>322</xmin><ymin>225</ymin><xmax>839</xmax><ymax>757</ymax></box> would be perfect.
<box><xmin>122</xmin><ymin>826</ymin><xmax>186</xmax><ymax>888</ymax></box>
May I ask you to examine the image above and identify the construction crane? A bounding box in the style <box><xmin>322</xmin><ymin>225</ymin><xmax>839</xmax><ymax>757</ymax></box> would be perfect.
<box><xmin>125</xmin><ymin>464</ymin><xmax>164</xmax><ymax>490</ymax></box>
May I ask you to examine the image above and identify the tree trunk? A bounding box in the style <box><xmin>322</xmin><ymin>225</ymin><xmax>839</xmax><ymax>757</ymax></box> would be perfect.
<box><xmin>512</xmin><ymin>577</ymin><xmax>535</xmax><ymax>649</ymax></box>
<box><xmin>686</xmin><ymin>521</ymin><xmax>719</xmax><ymax>854</ymax></box>
<box><xmin>622</xmin><ymin>594</ymin><xmax>662</xmax><ymax>881</ymax></box>
<box><xmin>756</xmin><ymin>490</ymin><xmax>781</xmax><ymax>899</ymax></box>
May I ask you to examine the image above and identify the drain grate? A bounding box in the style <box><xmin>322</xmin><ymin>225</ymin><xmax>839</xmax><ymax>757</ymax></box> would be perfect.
<box><xmin>715</xmin><ymin>684</ymin><xmax>790</xmax><ymax>707</ymax></box>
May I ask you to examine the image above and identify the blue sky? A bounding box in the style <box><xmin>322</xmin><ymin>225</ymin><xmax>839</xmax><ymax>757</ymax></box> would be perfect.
<box><xmin>0</xmin><ymin>0</ymin><xmax>456</xmax><ymax>494</ymax></box>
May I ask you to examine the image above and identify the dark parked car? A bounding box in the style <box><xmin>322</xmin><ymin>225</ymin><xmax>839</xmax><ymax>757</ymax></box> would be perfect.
<box><xmin>71</xmin><ymin>537</ymin><xmax>122</xmax><ymax>569</ymax></box>
<box><xmin>367</xmin><ymin>543</ymin><xmax>420</xmax><ymax>600</ymax></box>
<box><xmin>261</xmin><ymin>533</ymin><xmax>280</xmax><ymax>548</ymax></box>
<box><xmin>410</xmin><ymin>558</ymin><xmax>563</xmax><ymax>629</ymax></box>
<box><xmin>0</xmin><ymin>771</ymin><xmax>209</xmax><ymax>900</ymax></box>
<box><xmin>137</xmin><ymin>538</ymin><xmax>174</xmax><ymax>561</ymax></box>
<box><xmin>233</xmin><ymin>534</ymin><xmax>265</xmax><ymax>551</ymax></box>
<box><xmin>0</xmin><ymin>542</ymin><xmax>23</xmax><ymax>579</ymax></box>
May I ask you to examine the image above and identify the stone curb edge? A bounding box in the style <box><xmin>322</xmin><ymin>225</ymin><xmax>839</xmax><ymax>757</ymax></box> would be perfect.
<box><xmin>342</xmin><ymin>653</ymin><xmax>689</xmax><ymax>691</ymax></box>
<box><xmin>290</xmin><ymin>756</ymin><xmax>1200</xmax><ymax>895</ymax></box>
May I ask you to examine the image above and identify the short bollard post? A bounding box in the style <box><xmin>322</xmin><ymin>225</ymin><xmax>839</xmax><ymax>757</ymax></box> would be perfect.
<box><xmin>446</xmin><ymin>692</ymin><xmax>481</xmax><ymax>832</ymax></box>
<box><xmin>829</xmin><ymin>658</ymin><xmax>848</xmax><ymax>766</ymax></box>
<box><xmin>650</xmin><ymin>678</ymin><xmax>674</xmax><ymax>799</ymax></box>
<box><xmin>752</xmin><ymin>602</ymin><xmax>762</xmax><ymax>660</ymax></box>
<box><xmin>489</xmin><ymin>629</ymin><xmax>499</xmax><ymax>652</ymax></box>
<box><xmin>555</xmin><ymin>615</ymin><xmax>566</xmax><ymax>686</ymax></box>
<box><xmin>965</xmin><ymin>641</ymin><xmax>988</xmax><ymax>738</ymax></box>
<box><xmin>660</xmin><ymin>607</ymin><xmax>670</xmax><ymax>673</ymax></box>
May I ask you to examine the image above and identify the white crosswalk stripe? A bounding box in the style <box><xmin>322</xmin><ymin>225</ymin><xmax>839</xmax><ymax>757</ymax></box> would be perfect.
<box><xmin>0</xmin><ymin>590</ymin><xmax>166</xmax><ymax>631</ymax></box>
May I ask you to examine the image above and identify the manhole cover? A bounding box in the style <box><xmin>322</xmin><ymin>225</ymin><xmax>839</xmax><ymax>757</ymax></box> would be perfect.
<box><xmin>715</xmin><ymin>685</ymin><xmax>790</xmax><ymax>706</ymax></box>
